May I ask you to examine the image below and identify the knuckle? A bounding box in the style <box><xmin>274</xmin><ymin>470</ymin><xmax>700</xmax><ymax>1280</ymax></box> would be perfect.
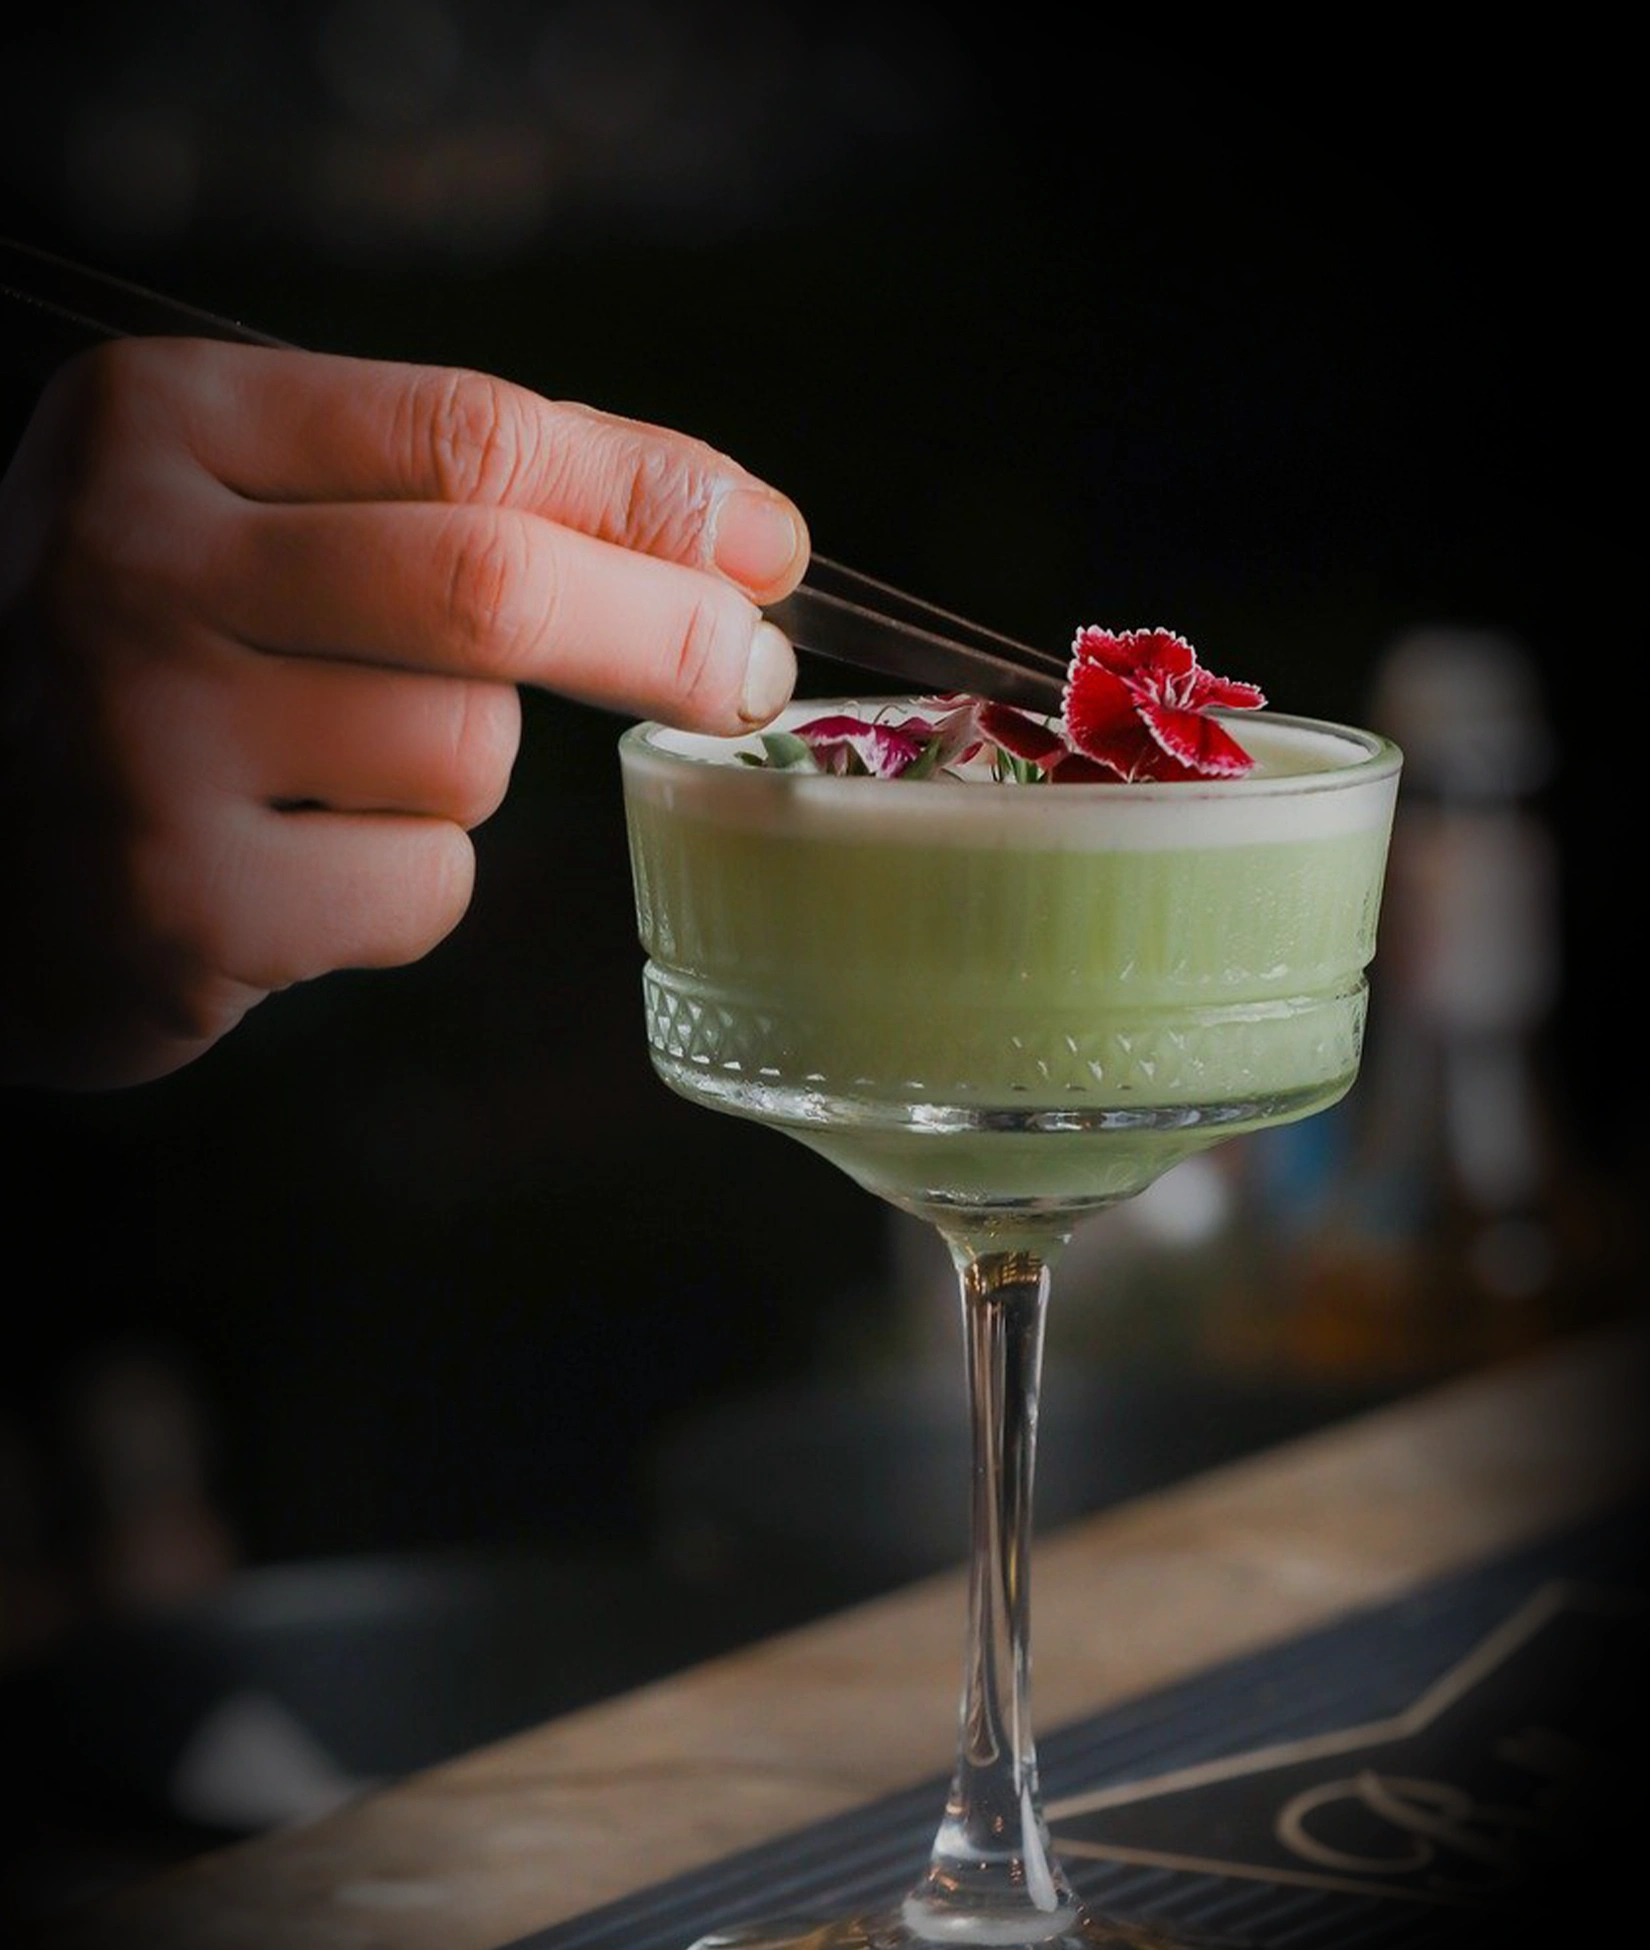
<box><xmin>404</xmin><ymin>367</ymin><xmax>539</xmax><ymax>505</ymax></box>
<box><xmin>347</xmin><ymin>827</ymin><xmax>474</xmax><ymax>971</ymax></box>
<box><xmin>544</xmin><ymin>407</ymin><xmax>722</xmax><ymax>556</ymax></box>
<box><xmin>404</xmin><ymin>828</ymin><xmax>477</xmax><ymax>956</ymax></box>
<box><xmin>41</xmin><ymin>337</ymin><xmax>156</xmax><ymax>435</ymax></box>
<box><xmin>614</xmin><ymin>435</ymin><xmax>716</xmax><ymax>557</ymax></box>
<box><xmin>669</xmin><ymin>593</ymin><xmax>734</xmax><ymax>719</ymax></box>
<box><xmin>158</xmin><ymin>968</ymin><xmax>256</xmax><ymax>1049</ymax></box>
<box><xmin>42</xmin><ymin>340</ymin><xmax>209</xmax><ymax>495</ymax></box>
<box><xmin>128</xmin><ymin>829</ymin><xmax>258</xmax><ymax>1041</ymax></box>
<box><xmin>447</xmin><ymin>682</ymin><xmax>520</xmax><ymax>826</ymax></box>
<box><xmin>438</xmin><ymin>512</ymin><xmax>544</xmax><ymax>673</ymax></box>
<box><xmin>24</xmin><ymin>345</ymin><xmax>222</xmax><ymax>641</ymax></box>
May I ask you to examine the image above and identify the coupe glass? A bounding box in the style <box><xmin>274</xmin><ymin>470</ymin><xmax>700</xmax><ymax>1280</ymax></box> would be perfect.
<box><xmin>619</xmin><ymin>699</ymin><xmax>1400</xmax><ymax>1950</ymax></box>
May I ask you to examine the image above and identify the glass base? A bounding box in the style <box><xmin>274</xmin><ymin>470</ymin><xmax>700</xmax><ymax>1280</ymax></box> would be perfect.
<box><xmin>690</xmin><ymin>1908</ymin><xmax>1246</xmax><ymax>1948</ymax></box>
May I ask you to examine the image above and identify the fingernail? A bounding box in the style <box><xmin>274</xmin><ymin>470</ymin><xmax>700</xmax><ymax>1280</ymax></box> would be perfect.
<box><xmin>740</xmin><ymin>620</ymin><xmax>796</xmax><ymax>725</ymax></box>
<box><xmin>713</xmin><ymin>488</ymin><xmax>802</xmax><ymax>590</ymax></box>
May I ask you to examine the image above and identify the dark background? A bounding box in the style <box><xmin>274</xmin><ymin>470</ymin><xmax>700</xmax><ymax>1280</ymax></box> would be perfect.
<box><xmin>0</xmin><ymin>0</ymin><xmax>1642</xmax><ymax>1915</ymax></box>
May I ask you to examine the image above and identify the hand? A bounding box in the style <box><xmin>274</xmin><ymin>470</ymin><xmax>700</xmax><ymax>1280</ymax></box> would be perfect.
<box><xmin>0</xmin><ymin>338</ymin><xmax>809</xmax><ymax>1089</ymax></box>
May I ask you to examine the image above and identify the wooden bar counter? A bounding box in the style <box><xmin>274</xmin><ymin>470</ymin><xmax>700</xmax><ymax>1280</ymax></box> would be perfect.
<box><xmin>36</xmin><ymin>1312</ymin><xmax>1650</xmax><ymax>1950</ymax></box>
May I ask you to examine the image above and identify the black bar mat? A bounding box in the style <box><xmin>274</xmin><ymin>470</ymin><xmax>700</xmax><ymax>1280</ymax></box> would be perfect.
<box><xmin>514</xmin><ymin>1504</ymin><xmax>1649</xmax><ymax>1948</ymax></box>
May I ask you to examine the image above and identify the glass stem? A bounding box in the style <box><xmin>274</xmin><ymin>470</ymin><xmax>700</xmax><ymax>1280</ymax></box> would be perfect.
<box><xmin>902</xmin><ymin>1233</ymin><xmax>1082</xmax><ymax>1943</ymax></box>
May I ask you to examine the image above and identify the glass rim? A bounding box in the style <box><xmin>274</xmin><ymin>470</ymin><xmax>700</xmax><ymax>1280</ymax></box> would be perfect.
<box><xmin>620</xmin><ymin>702</ymin><xmax>1402</xmax><ymax>801</ymax></box>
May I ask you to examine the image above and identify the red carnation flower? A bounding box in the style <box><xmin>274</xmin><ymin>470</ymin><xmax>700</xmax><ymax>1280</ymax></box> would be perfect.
<box><xmin>1062</xmin><ymin>627</ymin><xmax>1265</xmax><ymax>781</ymax></box>
<box><xmin>757</xmin><ymin>630</ymin><xmax>1264</xmax><ymax>783</ymax></box>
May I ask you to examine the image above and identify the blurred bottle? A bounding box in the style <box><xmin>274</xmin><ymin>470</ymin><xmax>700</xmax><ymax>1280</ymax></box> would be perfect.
<box><xmin>59</xmin><ymin>1345</ymin><xmax>240</xmax><ymax>1617</ymax></box>
<box><xmin>1212</xmin><ymin>625</ymin><xmax>1619</xmax><ymax>1387</ymax></box>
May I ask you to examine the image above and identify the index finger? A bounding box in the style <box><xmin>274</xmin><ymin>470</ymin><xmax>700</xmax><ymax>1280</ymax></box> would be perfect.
<box><xmin>150</xmin><ymin>340</ymin><xmax>810</xmax><ymax>602</ymax></box>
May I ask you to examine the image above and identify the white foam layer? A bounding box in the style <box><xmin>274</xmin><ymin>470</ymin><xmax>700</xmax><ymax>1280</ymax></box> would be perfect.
<box><xmin>623</xmin><ymin>703</ymin><xmax>1400</xmax><ymax>850</ymax></box>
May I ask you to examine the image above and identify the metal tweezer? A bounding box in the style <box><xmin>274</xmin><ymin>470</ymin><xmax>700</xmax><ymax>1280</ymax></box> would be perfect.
<box><xmin>2</xmin><ymin>235</ymin><xmax>1066</xmax><ymax>711</ymax></box>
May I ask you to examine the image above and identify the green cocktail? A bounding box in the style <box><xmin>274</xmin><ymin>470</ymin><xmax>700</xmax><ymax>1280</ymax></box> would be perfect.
<box><xmin>619</xmin><ymin>697</ymin><xmax>1399</xmax><ymax>1950</ymax></box>
<box><xmin>623</xmin><ymin>705</ymin><xmax>1398</xmax><ymax>1224</ymax></box>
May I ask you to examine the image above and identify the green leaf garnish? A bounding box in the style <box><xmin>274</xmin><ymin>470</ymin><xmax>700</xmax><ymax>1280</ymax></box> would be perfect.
<box><xmin>758</xmin><ymin>730</ymin><xmax>814</xmax><ymax>770</ymax></box>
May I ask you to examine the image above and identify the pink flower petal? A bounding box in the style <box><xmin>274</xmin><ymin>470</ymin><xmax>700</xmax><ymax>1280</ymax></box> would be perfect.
<box><xmin>1071</xmin><ymin>626</ymin><xmax>1195</xmax><ymax>683</ymax></box>
<box><xmin>1063</xmin><ymin>659</ymin><xmax>1165</xmax><ymax>776</ymax></box>
<box><xmin>792</xmin><ymin>713</ymin><xmax>934</xmax><ymax>778</ymax></box>
<box><xmin>1188</xmin><ymin>671</ymin><xmax>1267</xmax><ymax>711</ymax></box>
<box><xmin>922</xmin><ymin>701</ymin><xmax>988</xmax><ymax>769</ymax></box>
<box><xmin>975</xmin><ymin>701</ymin><xmax>1069</xmax><ymax>767</ymax></box>
<box><xmin>1045</xmin><ymin>750</ymin><xmax>1118</xmax><ymax>782</ymax></box>
<box><xmin>1138</xmin><ymin>701</ymin><xmax>1262</xmax><ymax>777</ymax></box>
